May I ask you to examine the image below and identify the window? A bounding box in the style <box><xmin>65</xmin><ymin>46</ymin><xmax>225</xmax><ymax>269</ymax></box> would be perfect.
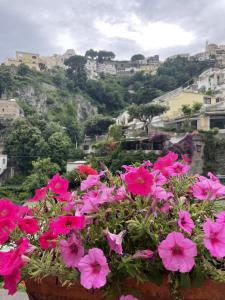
<box><xmin>32</xmin><ymin>56</ymin><xmax>37</xmax><ymax>59</ymax></box>
<box><xmin>204</xmin><ymin>97</ymin><xmax>211</xmax><ymax>104</ymax></box>
<box><xmin>210</xmin><ymin>117</ymin><xmax>225</xmax><ymax>129</ymax></box>
<box><xmin>2</xmin><ymin>159</ymin><xmax>6</xmax><ymax>165</ymax></box>
<box><xmin>83</xmin><ymin>145</ymin><xmax>89</xmax><ymax>150</ymax></box>
<box><xmin>216</xmin><ymin>97</ymin><xmax>222</xmax><ymax>103</ymax></box>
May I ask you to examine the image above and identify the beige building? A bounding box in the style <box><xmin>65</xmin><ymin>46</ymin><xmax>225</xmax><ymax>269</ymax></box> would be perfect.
<box><xmin>0</xmin><ymin>99</ymin><xmax>23</xmax><ymax>119</ymax></box>
<box><xmin>153</xmin><ymin>88</ymin><xmax>217</xmax><ymax>121</ymax></box>
<box><xmin>5</xmin><ymin>51</ymin><xmax>40</xmax><ymax>70</ymax></box>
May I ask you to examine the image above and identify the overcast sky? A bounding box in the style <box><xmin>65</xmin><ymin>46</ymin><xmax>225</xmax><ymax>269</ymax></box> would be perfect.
<box><xmin>1</xmin><ymin>0</ymin><xmax>225</xmax><ymax>62</ymax></box>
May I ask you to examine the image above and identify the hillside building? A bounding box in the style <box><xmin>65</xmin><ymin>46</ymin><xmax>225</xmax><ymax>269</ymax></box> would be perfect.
<box><xmin>5</xmin><ymin>51</ymin><xmax>40</xmax><ymax>70</ymax></box>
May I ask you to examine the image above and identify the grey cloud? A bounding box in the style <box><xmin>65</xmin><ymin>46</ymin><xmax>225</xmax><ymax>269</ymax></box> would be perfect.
<box><xmin>1</xmin><ymin>0</ymin><xmax>225</xmax><ymax>62</ymax></box>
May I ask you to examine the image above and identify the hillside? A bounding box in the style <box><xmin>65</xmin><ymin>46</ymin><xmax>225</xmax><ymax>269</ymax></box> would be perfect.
<box><xmin>0</xmin><ymin>56</ymin><xmax>214</xmax><ymax>176</ymax></box>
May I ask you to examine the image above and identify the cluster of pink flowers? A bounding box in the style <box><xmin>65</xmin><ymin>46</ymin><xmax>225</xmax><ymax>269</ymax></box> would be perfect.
<box><xmin>1</xmin><ymin>156</ymin><xmax>225</xmax><ymax>299</ymax></box>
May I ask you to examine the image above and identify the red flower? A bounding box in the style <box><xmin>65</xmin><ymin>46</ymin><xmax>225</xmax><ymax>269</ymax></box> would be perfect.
<box><xmin>79</xmin><ymin>164</ymin><xmax>98</xmax><ymax>176</ymax></box>
<box><xmin>18</xmin><ymin>217</ymin><xmax>40</xmax><ymax>234</ymax></box>
<box><xmin>39</xmin><ymin>231</ymin><xmax>57</xmax><ymax>250</ymax></box>
<box><xmin>48</xmin><ymin>174</ymin><xmax>69</xmax><ymax>194</ymax></box>
<box><xmin>50</xmin><ymin>215</ymin><xmax>85</xmax><ymax>235</ymax></box>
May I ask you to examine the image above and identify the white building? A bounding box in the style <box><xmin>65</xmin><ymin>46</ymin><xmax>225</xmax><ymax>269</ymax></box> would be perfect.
<box><xmin>0</xmin><ymin>155</ymin><xmax>7</xmax><ymax>175</ymax></box>
<box><xmin>85</xmin><ymin>59</ymin><xmax>98</xmax><ymax>80</ymax></box>
<box><xmin>97</xmin><ymin>62</ymin><xmax>117</xmax><ymax>75</ymax></box>
<box><xmin>66</xmin><ymin>160</ymin><xmax>87</xmax><ymax>172</ymax></box>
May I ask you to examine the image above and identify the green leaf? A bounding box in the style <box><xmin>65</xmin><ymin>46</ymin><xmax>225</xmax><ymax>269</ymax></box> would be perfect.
<box><xmin>191</xmin><ymin>268</ymin><xmax>206</xmax><ymax>288</ymax></box>
<box><xmin>180</xmin><ymin>273</ymin><xmax>191</xmax><ymax>289</ymax></box>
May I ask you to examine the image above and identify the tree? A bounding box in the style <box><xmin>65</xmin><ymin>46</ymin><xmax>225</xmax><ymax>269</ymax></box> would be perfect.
<box><xmin>97</xmin><ymin>51</ymin><xmax>115</xmax><ymax>62</ymax></box>
<box><xmin>64</xmin><ymin>55</ymin><xmax>87</xmax><ymax>89</ymax></box>
<box><xmin>128</xmin><ymin>103</ymin><xmax>167</xmax><ymax>134</ymax></box>
<box><xmin>85</xmin><ymin>49</ymin><xmax>98</xmax><ymax>60</ymax></box>
<box><xmin>47</xmin><ymin>131</ymin><xmax>72</xmax><ymax>169</ymax></box>
<box><xmin>131</xmin><ymin>54</ymin><xmax>145</xmax><ymax>61</ymax></box>
<box><xmin>17</xmin><ymin>63</ymin><xmax>30</xmax><ymax>76</ymax></box>
<box><xmin>84</xmin><ymin>115</ymin><xmax>115</xmax><ymax>136</ymax></box>
<box><xmin>108</xmin><ymin>124</ymin><xmax>123</xmax><ymax>141</ymax></box>
<box><xmin>4</xmin><ymin>120</ymin><xmax>49</xmax><ymax>174</ymax></box>
<box><xmin>0</xmin><ymin>66</ymin><xmax>13</xmax><ymax>97</ymax></box>
<box><xmin>22</xmin><ymin>158</ymin><xmax>60</xmax><ymax>194</ymax></box>
<box><xmin>181</xmin><ymin>103</ymin><xmax>202</xmax><ymax>129</ymax></box>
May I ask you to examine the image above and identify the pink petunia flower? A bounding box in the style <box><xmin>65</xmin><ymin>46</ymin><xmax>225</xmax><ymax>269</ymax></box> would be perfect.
<box><xmin>207</xmin><ymin>172</ymin><xmax>220</xmax><ymax>182</ymax></box>
<box><xmin>166</xmin><ymin>162</ymin><xmax>190</xmax><ymax>177</ymax></box>
<box><xmin>152</xmin><ymin>170</ymin><xmax>167</xmax><ymax>186</ymax></box>
<box><xmin>192</xmin><ymin>178</ymin><xmax>225</xmax><ymax>201</ymax></box>
<box><xmin>48</xmin><ymin>173</ymin><xmax>69</xmax><ymax>194</ymax></box>
<box><xmin>158</xmin><ymin>231</ymin><xmax>197</xmax><ymax>273</ymax></box>
<box><xmin>178</xmin><ymin>210</ymin><xmax>195</xmax><ymax>235</ymax></box>
<box><xmin>80</xmin><ymin>174</ymin><xmax>101</xmax><ymax>191</ymax></box>
<box><xmin>0</xmin><ymin>199</ymin><xmax>18</xmax><ymax>219</ymax></box>
<box><xmin>55</xmin><ymin>192</ymin><xmax>72</xmax><ymax>202</ymax></box>
<box><xmin>216</xmin><ymin>211</ymin><xmax>225</xmax><ymax>224</ymax></box>
<box><xmin>18</xmin><ymin>217</ymin><xmax>40</xmax><ymax>234</ymax></box>
<box><xmin>123</xmin><ymin>165</ymin><xmax>154</xmax><ymax>196</ymax></box>
<box><xmin>28</xmin><ymin>186</ymin><xmax>48</xmax><ymax>202</ymax></box>
<box><xmin>0</xmin><ymin>218</ymin><xmax>16</xmax><ymax>245</ymax></box>
<box><xmin>133</xmin><ymin>249</ymin><xmax>154</xmax><ymax>259</ymax></box>
<box><xmin>203</xmin><ymin>219</ymin><xmax>225</xmax><ymax>258</ymax></box>
<box><xmin>78</xmin><ymin>248</ymin><xmax>110</xmax><ymax>289</ymax></box>
<box><xmin>119</xmin><ymin>295</ymin><xmax>139</xmax><ymax>300</ymax></box>
<box><xmin>114</xmin><ymin>186</ymin><xmax>127</xmax><ymax>201</ymax></box>
<box><xmin>60</xmin><ymin>233</ymin><xmax>84</xmax><ymax>268</ymax></box>
<box><xmin>50</xmin><ymin>215</ymin><xmax>85</xmax><ymax>235</ymax></box>
<box><xmin>151</xmin><ymin>186</ymin><xmax>174</xmax><ymax>201</ymax></box>
<box><xmin>153</xmin><ymin>151</ymin><xmax>178</xmax><ymax>176</ymax></box>
<box><xmin>39</xmin><ymin>231</ymin><xmax>57</xmax><ymax>249</ymax></box>
<box><xmin>104</xmin><ymin>229</ymin><xmax>126</xmax><ymax>255</ymax></box>
<box><xmin>0</xmin><ymin>237</ymin><xmax>30</xmax><ymax>295</ymax></box>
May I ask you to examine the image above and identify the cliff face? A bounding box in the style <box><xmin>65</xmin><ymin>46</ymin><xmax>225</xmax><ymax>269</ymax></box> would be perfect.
<box><xmin>8</xmin><ymin>82</ymin><xmax>98</xmax><ymax>122</ymax></box>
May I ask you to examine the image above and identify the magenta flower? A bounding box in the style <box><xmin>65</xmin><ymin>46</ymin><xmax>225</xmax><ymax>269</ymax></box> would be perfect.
<box><xmin>216</xmin><ymin>211</ymin><xmax>225</xmax><ymax>224</ymax></box>
<box><xmin>119</xmin><ymin>295</ymin><xmax>139</xmax><ymax>300</ymax></box>
<box><xmin>203</xmin><ymin>219</ymin><xmax>225</xmax><ymax>258</ymax></box>
<box><xmin>124</xmin><ymin>165</ymin><xmax>154</xmax><ymax>196</ymax></box>
<box><xmin>78</xmin><ymin>248</ymin><xmax>110</xmax><ymax>289</ymax></box>
<box><xmin>104</xmin><ymin>229</ymin><xmax>126</xmax><ymax>255</ymax></box>
<box><xmin>60</xmin><ymin>233</ymin><xmax>84</xmax><ymax>268</ymax></box>
<box><xmin>18</xmin><ymin>217</ymin><xmax>40</xmax><ymax>234</ymax></box>
<box><xmin>0</xmin><ymin>218</ymin><xmax>16</xmax><ymax>245</ymax></box>
<box><xmin>0</xmin><ymin>238</ymin><xmax>30</xmax><ymax>295</ymax></box>
<box><xmin>158</xmin><ymin>232</ymin><xmax>197</xmax><ymax>273</ymax></box>
<box><xmin>178</xmin><ymin>210</ymin><xmax>195</xmax><ymax>235</ymax></box>
<box><xmin>166</xmin><ymin>162</ymin><xmax>190</xmax><ymax>177</ymax></box>
<box><xmin>28</xmin><ymin>186</ymin><xmax>48</xmax><ymax>202</ymax></box>
<box><xmin>55</xmin><ymin>192</ymin><xmax>72</xmax><ymax>202</ymax></box>
<box><xmin>50</xmin><ymin>215</ymin><xmax>85</xmax><ymax>235</ymax></box>
<box><xmin>182</xmin><ymin>154</ymin><xmax>192</xmax><ymax>163</ymax></box>
<box><xmin>0</xmin><ymin>199</ymin><xmax>18</xmax><ymax>219</ymax></box>
<box><xmin>48</xmin><ymin>173</ymin><xmax>69</xmax><ymax>194</ymax></box>
<box><xmin>153</xmin><ymin>151</ymin><xmax>178</xmax><ymax>176</ymax></box>
<box><xmin>39</xmin><ymin>231</ymin><xmax>57</xmax><ymax>250</ymax></box>
<box><xmin>133</xmin><ymin>249</ymin><xmax>154</xmax><ymax>259</ymax></box>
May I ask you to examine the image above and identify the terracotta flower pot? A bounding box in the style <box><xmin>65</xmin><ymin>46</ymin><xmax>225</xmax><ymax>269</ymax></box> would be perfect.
<box><xmin>25</xmin><ymin>276</ymin><xmax>225</xmax><ymax>300</ymax></box>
